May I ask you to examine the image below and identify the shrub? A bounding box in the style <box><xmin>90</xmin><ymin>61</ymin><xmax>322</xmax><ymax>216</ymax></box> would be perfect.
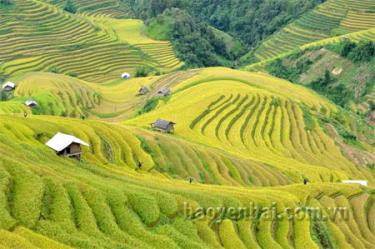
<box><xmin>265</xmin><ymin>59</ymin><xmax>300</xmax><ymax>83</ymax></box>
<box><xmin>138</xmin><ymin>97</ymin><xmax>160</xmax><ymax>115</ymax></box>
<box><xmin>348</xmin><ymin>41</ymin><xmax>375</xmax><ymax>63</ymax></box>
<box><xmin>0</xmin><ymin>0</ymin><xmax>13</xmax><ymax>5</ymax></box>
<box><xmin>0</xmin><ymin>89</ymin><xmax>13</xmax><ymax>101</ymax></box>
<box><xmin>339</xmin><ymin>40</ymin><xmax>356</xmax><ymax>57</ymax></box>
<box><xmin>135</xmin><ymin>66</ymin><xmax>154</xmax><ymax>77</ymax></box>
<box><xmin>67</xmin><ymin>72</ymin><xmax>78</xmax><ymax>78</ymax></box>
<box><xmin>64</xmin><ymin>0</ymin><xmax>77</xmax><ymax>14</ymax></box>
<box><xmin>48</xmin><ymin>67</ymin><xmax>60</xmax><ymax>74</ymax></box>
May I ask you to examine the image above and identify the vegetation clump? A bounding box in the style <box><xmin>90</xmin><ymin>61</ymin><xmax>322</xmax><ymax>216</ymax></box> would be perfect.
<box><xmin>0</xmin><ymin>0</ymin><xmax>12</xmax><ymax>5</ymax></box>
<box><xmin>134</xmin><ymin>0</ymin><xmax>323</xmax><ymax>67</ymax></box>
<box><xmin>135</xmin><ymin>66</ymin><xmax>158</xmax><ymax>77</ymax></box>
<box><xmin>64</xmin><ymin>0</ymin><xmax>77</xmax><ymax>14</ymax></box>
<box><xmin>338</xmin><ymin>40</ymin><xmax>375</xmax><ymax>62</ymax></box>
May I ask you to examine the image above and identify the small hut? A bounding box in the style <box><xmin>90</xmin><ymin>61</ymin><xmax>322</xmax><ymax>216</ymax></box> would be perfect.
<box><xmin>25</xmin><ymin>100</ymin><xmax>38</xmax><ymax>108</ymax></box>
<box><xmin>138</xmin><ymin>86</ymin><xmax>149</xmax><ymax>95</ymax></box>
<box><xmin>121</xmin><ymin>72</ymin><xmax>131</xmax><ymax>80</ymax></box>
<box><xmin>151</xmin><ymin>119</ymin><xmax>175</xmax><ymax>133</ymax></box>
<box><xmin>2</xmin><ymin>81</ymin><xmax>16</xmax><ymax>91</ymax></box>
<box><xmin>155</xmin><ymin>87</ymin><xmax>171</xmax><ymax>97</ymax></box>
<box><xmin>46</xmin><ymin>132</ymin><xmax>89</xmax><ymax>160</ymax></box>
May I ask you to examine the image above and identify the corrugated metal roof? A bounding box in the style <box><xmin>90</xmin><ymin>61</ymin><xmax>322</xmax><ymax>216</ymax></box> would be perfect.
<box><xmin>156</xmin><ymin>88</ymin><xmax>171</xmax><ymax>96</ymax></box>
<box><xmin>2</xmin><ymin>81</ymin><xmax>16</xmax><ymax>89</ymax></box>
<box><xmin>139</xmin><ymin>86</ymin><xmax>149</xmax><ymax>94</ymax></box>
<box><xmin>25</xmin><ymin>100</ymin><xmax>38</xmax><ymax>107</ymax></box>
<box><xmin>153</xmin><ymin>119</ymin><xmax>175</xmax><ymax>130</ymax></box>
<box><xmin>46</xmin><ymin>132</ymin><xmax>89</xmax><ymax>152</ymax></box>
<box><xmin>121</xmin><ymin>72</ymin><xmax>130</xmax><ymax>79</ymax></box>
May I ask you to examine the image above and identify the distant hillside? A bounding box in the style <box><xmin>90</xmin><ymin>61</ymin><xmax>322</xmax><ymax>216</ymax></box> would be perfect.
<box><xmin>123</xmin><ymin>0</ymin><xmax>324</xmax><ymax>67</ymax></box>
<box><xmin>0</xmin><ymin>0</ymin><xmax>182</xmax><ymax>83</ymax></box>
<box><xmin>43</xmin><ymin>0</ymin><xmax>131</xmax><ymax>18</ymax></box>
<box><xmin>251</xmin><ymin>40</ymin><xmax>375</xmax><ymax>120</ymax></box>
<box><xmin>252</xmin><ymin>0</ymin><xmax>375</xmax><ymax>61</ymax></box>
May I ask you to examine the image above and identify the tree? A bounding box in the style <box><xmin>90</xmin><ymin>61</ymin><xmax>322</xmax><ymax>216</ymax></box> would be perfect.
<box><xmin>348</xmin><ymin>41</ymin><xmax>375</xmax><ymax>62</ymax></box>
<box><xmin>135</xmin><ymin>66</ymin><xmax>154</xmax><ymax>77</ymax></box>
<box><xmin>340</xmin><ymin>40</ymin><xmax>356</xmax><ymax>57</ymax></box>
<box><xmin>0</xmin><ymin>0</ymin><xmax>13</xmax><ymax>5</ymax></box>
<box><xmin>64</xmin><ymin>0</ymin><xmax>77</xmax><ymax>14</ymax></box>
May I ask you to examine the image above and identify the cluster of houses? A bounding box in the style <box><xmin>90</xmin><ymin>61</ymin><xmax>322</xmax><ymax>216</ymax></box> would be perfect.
<box><xmin>137</xmin><ymin>85</ymin><xmax>171</xmax><ymax>97</ymax></box>
<box><xmin>137</xmin><ymin>84</ymin><xmax>175</xmax><ymax>133</ymax></box>
<box><xmin>1</xmin><ymin>81</ymin><xmax>38</xmax><ymax>108</ymax></box>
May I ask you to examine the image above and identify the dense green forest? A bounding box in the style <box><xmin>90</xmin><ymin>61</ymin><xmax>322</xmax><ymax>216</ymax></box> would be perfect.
<box><xmin>127</xmin><ymin>0</ymin><xmax>324</xmax><ymax>67</ymax></box>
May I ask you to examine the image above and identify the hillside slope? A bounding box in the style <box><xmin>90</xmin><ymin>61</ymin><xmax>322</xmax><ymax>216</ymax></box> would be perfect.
<box><xmin>43</xmin><ymin>0</ymin><xmax>131</xmax><ymax>18</ymax></box>
<box><xmin>252</xmin><ymin>0</ymin><xmax>375</xmax><ymax>61</ymax></box>
<box><xmin>0</xmin><ymin>0</ymin><xmax>374</xmax><ymax>248</ymax></box>
<box><xmin>2</xmin><ymin>68</ymin><xmax>374</xmax><ymax>184</ymax></box>
<box><xmin>248</xmin><ymin>41</ymin><xmax>375</xmax><ymax>120</ymax></box>
<box><xmin>0</xmin><ymin>0</ymin><xmax>182</xmax><ymax>83</ymax></box>
<box><xmin>126</xmin><ymin>68</ymin><xmax>375</xmax><ymax>183</ymax></box>
<box><xmin>0</xmin><ymin>114</ymin><xmax>374</xmax><ymax>249</ymax></box>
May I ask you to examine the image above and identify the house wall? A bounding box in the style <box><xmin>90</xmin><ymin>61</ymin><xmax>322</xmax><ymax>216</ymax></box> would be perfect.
<box><xmin>57</xmin><ymin>143</ymin><xmax>81</xmax><ymax>156</ymax></box>
<box><xmin>69</xmin><ymin>143</ymin><xmax>81</xmax><ymax>154</ymax></box>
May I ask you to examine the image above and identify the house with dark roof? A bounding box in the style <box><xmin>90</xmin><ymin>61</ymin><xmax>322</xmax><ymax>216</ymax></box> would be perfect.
<box><xmin>155</xmin><ymin>87</ymin><xmax>171</xmax><ymax>97</ymax></box>
<box><xmin>138</xmin><ymin>86</ymin><xmax>149</xmax><ymax>95</ymax></box>
<box><xmin>25</xmin><ymin>100</ymin><xmax>38</xmax><ymax>108</ymax></box>
<box><xmin>2</xmin><ymin>82</ymin><xmax>16</xmax><ymax>91</ymax></box>
<box><xmin>121</xmin><ymin>72</ymin><xmax>130</xmax><ymax>79</ymax></box>
<box><xmin>151</xmin><ymin>119</ymin><xmax>176</xmax><ymax>133</ymax></box>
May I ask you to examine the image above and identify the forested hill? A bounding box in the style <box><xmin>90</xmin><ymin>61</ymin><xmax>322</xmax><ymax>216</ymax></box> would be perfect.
<box><xmin>130</xmin><ymin>0</ymin><xmax>324</xmax><ymax>48</ymax></box>
<box><xmin>43</xmin><ymin>0</ymin><xmax>323</xmax><ymax>68</ymax></box>
<box><xmin>128</xmin><ymin>0</ymin><xmax>324</xmax><ymax>67</ymax></box>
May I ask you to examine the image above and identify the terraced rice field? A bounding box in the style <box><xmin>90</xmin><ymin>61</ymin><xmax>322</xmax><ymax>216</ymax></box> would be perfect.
<box><xmin>3</xmin><ymin>70</ymin><xmax>197</xmax><ymax>120</ymax></box>
<box><xmin>127</xmin><ymin>68</ymin><xmax>375</xmax><ymax>184</ymax></box>
<box><xmin>3</xmin><ymin>68</ymin><xmax>374</xmax><ymax>186</ymax></box>
<box><xmin>14</xmin><ymin>72</ymin><xmax>101</xmax><ymax>117</ymax></box>
<box><xmin>91</xmin><ymin>18</ymin><xmax>184</xmax><ymax>72</ymax></box>
<box><xmin>253</xmin><ymin>0</ymin><xmax>375</xmax><ymax>61</ymax></box>
<box><xmin>0</xmin><ymin>0</ymin><xmax>182</xmax><ymax>83</ymax></box>
<box><xmin>0</xmin><ymin>1</ymin><xmax>374</xmax><ymax>247</ymax></box>
<box><xmin>43</xmin><ymin>0</ymin><xmax>131</xmax><ymax>18</ymax></box>
<box><xmin>0</xmin><ymin>112</ymin><xmax>373</xmax><ymax>249</ymax></box>
<box><xmin>0</xmin><ymin>69</ymin><xmax>374</xmax><ymax>249</ymax></box>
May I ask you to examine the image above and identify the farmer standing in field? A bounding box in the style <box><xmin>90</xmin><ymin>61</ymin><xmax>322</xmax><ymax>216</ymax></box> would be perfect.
<box><xmin>188</xmin><ymin>176</ymin><xmax>193</xmax><ymax>184</ymax></box>
<box><xmin>304</xmin><ymin>178</ymin><xmax>308</xmax><ymax>185</ymax></box>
